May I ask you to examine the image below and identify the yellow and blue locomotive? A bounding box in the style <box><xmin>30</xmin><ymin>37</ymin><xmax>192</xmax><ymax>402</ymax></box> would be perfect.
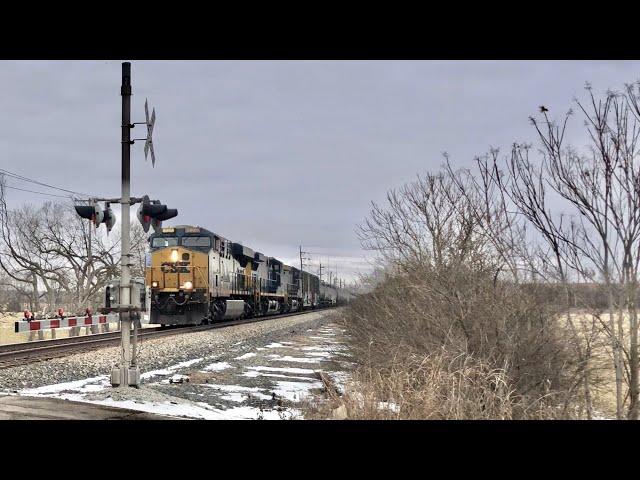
<box><xmin>145</xmin><ymin>225</ymin><xmax>320</xmax><ymax>325</ymax></box>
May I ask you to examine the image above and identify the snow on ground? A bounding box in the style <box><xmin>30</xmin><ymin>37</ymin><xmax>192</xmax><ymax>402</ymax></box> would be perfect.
<box><xmin>377</xmin><ymin>401</ymin><xmax>401</xmax><ymax>414</ymax></box>
<box><xmin>271</xmin><ymin>380</ymin><xmax>324</xmax><ymax>402</ymax></box>
<box><xmin>20</xmin><ymin>375</ymin><xmax>110</xmax><ymax>396</ymax></box>
<box><xmin>266</xmin><ymin>354</ymin><xmax>327</xmax><ymax>363</ymax></box>
<box><xmin>4</xmin><ymin>319</ymin><xmax>352</xmax><ymax>420</ymax></box>
<box><xmin>241</xmin><ymin>370</ymin><xmax>319</xmax><ymax>381</ymax></box>
<box><xmin>246</xmin><ymin>365</ymin><xmax>316</xmax><ymax>375</ymax></box>
<box><xmin>141</xmin><ymin>358</ymin><xmax>205</xmax><ymax>380</ymax></box>
<box><xmin>234</xmin><ymin>352</ymin><xmax>257</xmax><ymax>360</ymax></box>
<box><xmin>201</xmin><ymin>361</ymin><xmax>232</xmax><ymax>372</ymax></box>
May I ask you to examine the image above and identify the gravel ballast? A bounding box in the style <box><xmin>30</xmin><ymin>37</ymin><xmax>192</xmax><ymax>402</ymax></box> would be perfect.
<box><xmin>0</xmin><ymin>310</ymin><xmax>336</xmax><ymax>392</ymax></box>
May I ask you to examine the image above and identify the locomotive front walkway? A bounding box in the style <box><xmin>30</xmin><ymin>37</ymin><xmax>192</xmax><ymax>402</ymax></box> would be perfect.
<box><xmin>0</xmin><ymin>395</ymin><xmax>177</xmax><ymax>420</ymax></box>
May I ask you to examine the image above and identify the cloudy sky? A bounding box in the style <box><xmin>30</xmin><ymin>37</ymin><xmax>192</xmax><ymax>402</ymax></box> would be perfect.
<box><xmin>1</xmin><ymin>60</ymin><xmax>639</xmax><ymax>282</ymax></box>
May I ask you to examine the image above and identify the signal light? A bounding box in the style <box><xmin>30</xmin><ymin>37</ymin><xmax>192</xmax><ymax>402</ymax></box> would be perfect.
<box><xmin>74</xmin><ymin>204</ymin><xmax>102</xmax><ymax>227</ymax></box>
<box><xmin>75</xmin><ymin>201</ymin><xmax>115</xmax><ymax>232</ymax></box>
<box><xmin>105</xmin><ymin>285</ymin><xmax>112</xmax><ymax>309</ymax></box>
<box><xmin>137</xmin><ymin>195</ymin><xmax>152</xmax><ymax>232</ymax></box>
<box><xmin>140</xmin><ymin>199</ymin><xmax>178</xmax><ymax>233</ymax></box>
<box><xmin>103</xmin><ymin>205</ymin><xmax>115</xmax><ymax>233</ymax></box>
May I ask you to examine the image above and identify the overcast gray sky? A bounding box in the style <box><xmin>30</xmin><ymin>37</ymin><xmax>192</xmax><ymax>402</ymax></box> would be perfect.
<box><xmin>1</xmin><ymin>60</ymin><xmax>638</xmax><ymax>282</ymax></box>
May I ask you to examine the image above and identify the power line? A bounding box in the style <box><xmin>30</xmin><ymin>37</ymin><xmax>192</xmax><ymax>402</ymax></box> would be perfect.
<box><xmin>2</xmin><ymin>184</ymin><xmax>75</xmax><ymax>199</ymax></box>
<box><xmin>0</xmin><ymin>167</ymin><xmax>91</xmax><ymax>197</ymax></box>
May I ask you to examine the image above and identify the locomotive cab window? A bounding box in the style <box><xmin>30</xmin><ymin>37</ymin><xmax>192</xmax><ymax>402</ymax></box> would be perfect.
<box><xmin>181</xmin><ymin>236</ymin><xmax>211</xmax><ymax>248</ymax></box>
<box><xmin>151</xmin><ymin>237</ymin><xmax>178</xmax><ymax>248</ymax></box>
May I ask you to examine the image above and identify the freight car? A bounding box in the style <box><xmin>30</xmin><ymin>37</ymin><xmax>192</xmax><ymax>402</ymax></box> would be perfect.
<box><xmin>145</xmin><ymin>225</ymin><xmax>321</xmax><ymax>325</ymax></box>
<box><xmin>319</xmin><ymin>283</ymin><xmax>338</xmax><ymax>307</ymax></box>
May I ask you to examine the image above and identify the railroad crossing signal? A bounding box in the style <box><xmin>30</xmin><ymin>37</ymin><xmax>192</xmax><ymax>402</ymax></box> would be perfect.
<box><xmin>144</xmin><ymin>99</ymin><xmax>156</xmax><ymax>167</ymax></box>
<box><xmin>74</xmin><ymin>202</ymin><xmax>102</xmax><ymax>227</ymax></box>
<box><xmin>103</xmin><ymin>203</ymin><xmax>115</xmax><ymax>233</ymax></box>
<box><xmin>136</xmin><ymin>195</ymin><xmax>152</xmax><ymax>232</ymax></box>
<box><xmin>74</xmin><ymin>201</ymin><xmax>115</xmax><ymax>233</ymax></box>
<box><xmin>140</xmin><ymin>200</ymin><xmax>178</xmax><ymax>233</ymax></box>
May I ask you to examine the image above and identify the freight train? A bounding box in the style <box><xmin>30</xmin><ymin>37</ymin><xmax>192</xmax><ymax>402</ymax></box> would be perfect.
<box><xmin>145</xmin><ymin>225</ymin><xmax>328</xmax><ymax>325</ymax></box>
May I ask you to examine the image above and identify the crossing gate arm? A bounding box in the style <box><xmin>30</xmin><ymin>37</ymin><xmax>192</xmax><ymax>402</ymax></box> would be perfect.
<box><xmin>14</xmin><ymin>313</ymin><xmax>120</xmax><ymax>333</ymax></box>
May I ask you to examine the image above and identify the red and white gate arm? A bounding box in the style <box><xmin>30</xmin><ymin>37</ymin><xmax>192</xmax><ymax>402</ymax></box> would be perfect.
<box><xmin>14</xmin><ymin>313</ymin><xmax>119</xmax><ymax>333</ymax></box>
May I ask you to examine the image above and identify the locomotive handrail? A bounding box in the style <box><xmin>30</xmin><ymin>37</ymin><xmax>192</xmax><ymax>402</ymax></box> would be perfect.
<box><xmin>195</xmin><ymin>265</ymin><xmax>209</xmax><ymax>290</ymax></box>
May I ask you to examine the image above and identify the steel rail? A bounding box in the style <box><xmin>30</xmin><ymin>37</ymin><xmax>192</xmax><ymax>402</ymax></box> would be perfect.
<box><xmin>0</xmin><ymin>307</ymin><xmax>336</xmax><ymax>370</ymax></box>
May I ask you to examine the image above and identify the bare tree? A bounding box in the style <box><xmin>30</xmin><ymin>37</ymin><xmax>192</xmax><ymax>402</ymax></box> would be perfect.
<box><xmin>0</xmin><ymin>176</ymin><xmax>149</xmax><ymax>314</ymax></box>
<box><xmin>501</xmin><ymin>83</ymin><xmax>640</xmax><ymax>419</ymax></box>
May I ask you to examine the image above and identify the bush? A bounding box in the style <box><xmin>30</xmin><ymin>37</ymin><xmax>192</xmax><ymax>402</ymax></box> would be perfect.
<box><xmin>317</xmin><ymin>265</ymin><xmax>584</xmax><ymax>419</ymax></box>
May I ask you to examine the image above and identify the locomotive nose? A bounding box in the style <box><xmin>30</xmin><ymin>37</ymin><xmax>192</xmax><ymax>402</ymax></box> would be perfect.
<box><xmin>149</xmin><ymin>246</ymin><xmax>195</xmax><ymax>291</ymax></box>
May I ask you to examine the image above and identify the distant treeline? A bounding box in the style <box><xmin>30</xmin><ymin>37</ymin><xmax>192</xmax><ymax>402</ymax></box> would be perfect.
<box><xmin>521</xmin><ymin>282</ymin><xmax>611</xmax><ymax>310</ymax></box>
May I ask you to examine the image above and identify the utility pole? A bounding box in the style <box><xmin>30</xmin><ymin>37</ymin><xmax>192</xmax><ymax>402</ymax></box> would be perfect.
<box><xmin>319</xmin><ymin>261</ymin><xmax>323</xmax><ymax>284</ymax></box>
<box><xmin>299</xmin><ymin>245</ymin><xmax>304</xmax><ymax>301</ymax></box>
<box><xmin>299</xmin><ymin>245</ymin><xmax>312</xmax><ymax>307</ymax></box>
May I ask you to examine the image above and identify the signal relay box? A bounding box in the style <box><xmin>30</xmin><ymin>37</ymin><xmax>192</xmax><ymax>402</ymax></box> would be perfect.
<box><xmin>104</xmin><ymin>278</ymin><xmax>151</xmax><ymax>323</ymax></box>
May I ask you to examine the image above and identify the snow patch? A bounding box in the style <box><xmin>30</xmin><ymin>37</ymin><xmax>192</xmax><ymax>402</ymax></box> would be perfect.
<box><xmin>247</xmin><ymin>365</ymin><xmax>316</xmax><ymax>375</ymax></box>
<box><xmin>234</xmin><ymin>352</ymin><xmax>257</xmax><ymax>360</ymax></box>
<box><xmin>377</xmin><ymin>401</ymin><xmax>401</xmax><ymax>414</ymax></box>
<box><xmin>20</xmin><ymin>375</ymin><xmax>109</xmax><ymax>396</ymax></box>
<box><xmin>271</xmin><ymin>380</ymin><xmax>323</xmax><ymax>402</ymax></box>
<box><xmin>201</xmin><ymin>361</ymin><xmax>232</xmax><ymax>372</ymax></box>
<box><xmin>141</xmin><ymin>357</ymin><xmax>204</xmax><ymax>380</ymax></box>
<box><xmin>267</xmin><ymin>354</ymin><xmax>326</xmax><ymax>364</ymax></box>
<box><xmin>241</xmin><ymin>370</ymin><xmax>319</xmax><ymax>382</ymax></box>
<box><xmin>221</xmin><ymin>392</ymin><xmax>246</xmax><ymax>403</ymax></box>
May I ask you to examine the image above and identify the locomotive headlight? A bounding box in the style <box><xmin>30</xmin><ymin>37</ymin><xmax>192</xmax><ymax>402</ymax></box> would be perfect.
<box><xmin>151</xmin><ymin>281</ymin><xmax>158</xmax><ymax>288</ymax></box>
<box><xmin>183</xmin><ymin>281</ymin><xmax>193</xmax><ymax>290</ymax></box>
<box><xmin>170</xmin><ymin>249</ymin><xmax>179</xmax><ymax>263</ymax></box>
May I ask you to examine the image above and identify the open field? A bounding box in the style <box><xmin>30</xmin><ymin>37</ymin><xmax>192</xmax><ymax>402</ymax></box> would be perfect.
<box><xmin>558</xmin><ymin>309</ymin><xmax>637</xmax><ymax>420</ymax></box>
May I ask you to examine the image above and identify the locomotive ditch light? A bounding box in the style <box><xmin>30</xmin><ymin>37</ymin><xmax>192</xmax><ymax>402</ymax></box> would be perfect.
<box><xmin>182</xmin><ymin>281</ymin><xmax>193</xmax><ymax>290</ymax></box>
<box><xmin>151</xmin><ymin>281</ymin><xmax>158</xmax><ymax>288</ymax></box>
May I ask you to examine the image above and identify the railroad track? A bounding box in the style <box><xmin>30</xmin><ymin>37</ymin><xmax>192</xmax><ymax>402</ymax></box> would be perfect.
<box><xmin>0</xmin><ymin>308</ymin><xmax>334</xmax><ymax>369</ymax></box>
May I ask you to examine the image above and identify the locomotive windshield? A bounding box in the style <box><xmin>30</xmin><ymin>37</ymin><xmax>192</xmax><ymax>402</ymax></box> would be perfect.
<box><xmin>151</xmin><ymin>237</ymin><xmax>178</xmax><ymax>248</ymax></box>
<box><xmin>182</xmin><ymin>236</ymin><xmax>211</xmax><ymax>248</ymax></box>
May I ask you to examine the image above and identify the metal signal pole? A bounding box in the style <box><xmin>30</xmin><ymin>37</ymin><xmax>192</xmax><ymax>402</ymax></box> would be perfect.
<box><xmin>112</xmin><ymin>61</ymin><xmax>138</xmax><ymax>387</ymax></box>
<box><xmin>71</xmin><ymin>62</ymin><xmax>165</xmax><ymax>387</ymax></box>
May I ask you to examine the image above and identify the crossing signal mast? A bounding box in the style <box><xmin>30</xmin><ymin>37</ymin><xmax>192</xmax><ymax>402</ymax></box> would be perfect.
<box><xmin>74</xmin><ymin>62</ymin><xmax>178</xmax><ymax>388</ymax></box>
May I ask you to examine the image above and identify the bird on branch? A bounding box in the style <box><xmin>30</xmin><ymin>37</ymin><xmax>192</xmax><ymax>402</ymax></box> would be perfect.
<box><xmin>539</xmin><ymin>105</ymin><xmax>549</xmax><ymax>113</ymax></box>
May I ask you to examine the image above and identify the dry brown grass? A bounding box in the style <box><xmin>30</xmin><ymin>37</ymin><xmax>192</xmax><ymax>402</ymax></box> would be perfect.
<box><xmin>303</xmin><ymin>267</ymin><xmax>587</xmax><ymax>420</ymax></box>
<box><xmin>304</xmin><ymin>352</ymin><xmax>567</xmax><ymax>420</ymax></box>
